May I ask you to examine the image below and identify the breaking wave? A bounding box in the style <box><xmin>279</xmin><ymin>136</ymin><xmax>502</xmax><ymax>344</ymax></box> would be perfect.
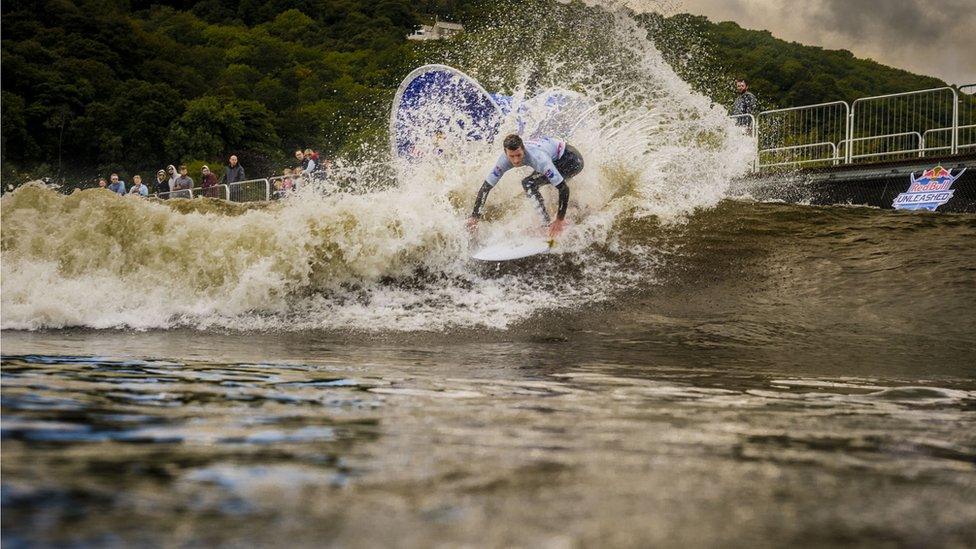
<box><xmin>1</xmin><ymin>1</ymin><xmax>754</xmax><ymax>331</ymax></box>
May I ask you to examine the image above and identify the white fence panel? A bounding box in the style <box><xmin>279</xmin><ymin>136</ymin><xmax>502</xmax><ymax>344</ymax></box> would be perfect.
<box><xmin>955</xmin><ymin>85</ymin><xmax>976</xmax><ymax>152</ymax></box>
<box><xmin>759</xmin><ymin>142</ymin><xmax>839</xmax><ymax>169</ymax></box>
<box><xmin>840</xmin><ymin>131</ymin><xmax>924</xmax><ymax>162</ymax></box>
<box><xmin>756</xmin><ymin>101</ymin><xmax>848</xmax><ymax>170</ymax></box>
<box><xmin>154</xmin><ymin>184</ymin><xmax>230</xmax><ymax>200</ymax></box>
<box><xmin>190</xmin><ymin>184</ymin><xmax>230</xmax><ymax>200</ymax></box>
<box><xmin>267</xmin><ymin>174</ymin><xmax>309</xmax><ymax>199</ymax></box>
<box><xmin>155</xmin><ymin>189</ymin><xmax>192</xmax><ymax>199</ymax></box>
<box><xmin>227</xmin><ymin>178</ymin><xmax>270</xmax><ymax>203</ymax></box>
<box><xmin>729</xmin><ymin>113</ymin><xmax>755</xmax><ymax>130</ymax></box>
<box><xmin>849</xmin><ymin>87</ymin><xmax>958</xmax><ymax>163</ymax></box>
<box><xmin>729</xmin><ymin>114</ymin><xmax>758</xmax><ymax>170</ymax></box>
<box><xmin>922</xmin><ymin>125</ymin><xmax>976</xmax><ymax>155</ymax></box>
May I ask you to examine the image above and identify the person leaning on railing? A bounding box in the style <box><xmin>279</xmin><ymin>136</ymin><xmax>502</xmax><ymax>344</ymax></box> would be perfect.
<box><xmin>219</xmin><ymin>155</ymin><xmax>246</xmax><ymax>186</ymax></box>
<box><xmin>295</xmin><ymin>149</ymin><xmax>315</xmax><ymax>175</ymax></box>
<box><xmin>173</xmin><ymin>165</ymin><xmax>194</xmax><ymax>199</ymax></box>
<box><xmin>219</xmin><ymin>154</ymin><xmax>246</xmax><ymax>200</ymax></box>
<box><xmin>272</xmin><ymin>168</ymin><xmax>295</xmax><ymax>200</ymax></box>
<box><xmin>154</xmin><ymin>169</ymin><xmax>169</xmax><ymax>199</ymax></box>
<box><xmin>166</xmin><ymin>165</ymin><xmax>178</xmax><ymax>191</ymax></box>
<box><xmin>200</xmin><ymin>165</ymin><xmax>219</xmax><ymax>198</ymax></box>
<box><xmin>128</xmin><ymin>175</ymin><xmax>149</xmax><ymax>197</ymax></box>
<box><xmin>107</xmin><ymin>173</ymin><xmax>127</xmax><ymax>196</ymax></box>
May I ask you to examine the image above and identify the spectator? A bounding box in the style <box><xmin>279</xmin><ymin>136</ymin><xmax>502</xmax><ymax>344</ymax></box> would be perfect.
<box><xmin>731</xmin><ymin>78</ymin><xmax>757</xmax><ymax>128</ymax></box>
<box><xmin>166</xmin><ymin>165</ymin><xmax>179</xmax><ymax>191</ymax></box>
<box><xmin>220</xmin><ymin>155</ymin><xmax>246</xmax><ymax>200</ymax></box>
<box><xmin>97</xmin><ymin>177</ymin><xmax>109</xmax><ymax>190</ymax></box>
<box><xmin>296</xmin><ymin>148</ymin><xmax>316</xmax><ymax>175</ymax></box>
<box><xmin>219</xmin><ymin>154</ymin><xmax>246</xmax><ymax>185</ymax></box>
<box><xmin>108</xmin><ymin>173</ymin><xmax>127</xmax><ymax>196</ymax></box>
<box><xmin>128</xmin><ymin>175</ymin><xmax>149</xmax><ymax>197</ymax></box>
<box><xmin>200</xmin><ymin>165</ymin><xmax>219</xmax><ymax>198</ymax></box>
<box><xmin>307</xmin><ymin>148</ymin><xmax>329</xmax><ymax>177</ymax></box>
<box><xmin>305</xmin><ymin>148</ymin><xmax>319</xmax><ymax>168</ymax></box>
<box><xmin>173</xmin><ymin>164</ymin><xmax>194</xmax><ymax>198</ymax></box>
<box><xmin>273</xmin><ymin>168</ymin><xmax>294</xmax><ymax>199</ymax></box>
<box><xmin>155</xmin><ymin>169</ymin><xmax>169</xmax><ymax>198</ymax></box>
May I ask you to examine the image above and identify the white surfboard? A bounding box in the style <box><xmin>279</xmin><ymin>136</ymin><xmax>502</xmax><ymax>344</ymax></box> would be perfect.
<box><xmin>471</xmin><ymin>238</ymin><xmax>554</xmax><ymax>261</ymax></box>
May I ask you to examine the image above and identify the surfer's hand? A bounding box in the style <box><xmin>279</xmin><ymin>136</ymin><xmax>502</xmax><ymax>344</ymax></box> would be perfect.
<box><xmin>548</xmin><ymin>218</ymin><xmax>566</xmax><ymax>239</ymax></box>
<box><xmin>466</xmin><ymin>216</ymin><xmax>479</xmax><ymax>233</ymax></box>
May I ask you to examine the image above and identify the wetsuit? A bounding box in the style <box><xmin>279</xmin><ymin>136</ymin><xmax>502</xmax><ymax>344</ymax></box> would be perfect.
<box><xmin>471</xmin><ymin>137</ymin><xmax>584</xmax><ymax>224</ymax></box>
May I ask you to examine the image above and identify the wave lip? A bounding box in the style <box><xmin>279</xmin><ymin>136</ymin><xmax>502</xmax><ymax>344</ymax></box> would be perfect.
<box><xmin>1</xmin><ymin>3</ymin><xmax>754</xmax><ymax>332</ymax></box>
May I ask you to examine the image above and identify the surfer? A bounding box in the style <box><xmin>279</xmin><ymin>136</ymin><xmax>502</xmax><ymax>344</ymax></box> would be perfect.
<box><xmin>467</xmin><ymin>134</ymin><xmax>584</xmax><ymax>238</ymax></box>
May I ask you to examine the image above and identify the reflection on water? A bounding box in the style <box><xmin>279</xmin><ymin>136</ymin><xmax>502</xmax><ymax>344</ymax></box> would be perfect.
<box><xmin>3</xmin><ymin>349</ymin><xmax>974</xmax><ymax>547</ymax></box>
<box><xmin>4</xmin><ymin>198</ymin><xmax>976</xmax><ymax>546</ymax></box>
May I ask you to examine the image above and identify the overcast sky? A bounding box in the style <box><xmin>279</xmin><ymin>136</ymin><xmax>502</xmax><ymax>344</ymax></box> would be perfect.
<box><xmin>646</xmin><ymin>0</ymin><xmax>975</xmax><ymax>85</ymax></box>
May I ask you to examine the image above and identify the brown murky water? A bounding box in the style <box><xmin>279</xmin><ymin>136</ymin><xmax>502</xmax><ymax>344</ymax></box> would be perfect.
<box><xmin>3</xmin><ymin>202</ymin><xmax>976</xmax><ymax>547</ymax></box>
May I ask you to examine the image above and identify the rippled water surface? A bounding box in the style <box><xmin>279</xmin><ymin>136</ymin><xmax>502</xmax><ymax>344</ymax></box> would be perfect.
<box><xmin>4</xmin><ymin>202</ymin><xmax>976</xmax><ymax>547</ymax></box>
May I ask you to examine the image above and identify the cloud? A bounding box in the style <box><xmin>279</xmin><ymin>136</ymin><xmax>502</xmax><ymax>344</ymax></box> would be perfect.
<box><xmin>669</xmin><ymin>0</ymin><xmax>976</xmax><ymax>85</ymax></box>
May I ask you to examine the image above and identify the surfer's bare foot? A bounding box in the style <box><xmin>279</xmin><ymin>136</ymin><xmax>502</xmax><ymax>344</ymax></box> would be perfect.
<box><xmin>466</xmin><ymin>216</ymin><xmax>479</xmax><ymax>233</ymax></box>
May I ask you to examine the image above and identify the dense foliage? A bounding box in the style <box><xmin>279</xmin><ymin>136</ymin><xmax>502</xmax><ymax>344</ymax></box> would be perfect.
<box><xmin>1</xmin><ymin>0</ymin><xmax>424</xmax><ymax>182</ymax></box>
<box><xmin>641</xmin><ymin>13</ymin><xmax>946</xmax><ymax>111</ymax></box>
<box><xmin>1</xmin><ymin>0</ymin><xmax>951</xmax><ymax>184</ymax></box>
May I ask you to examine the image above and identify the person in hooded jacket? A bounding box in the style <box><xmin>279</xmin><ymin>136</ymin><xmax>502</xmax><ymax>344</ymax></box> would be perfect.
<box><xmin>200</xmin><ymin>165</ymin><xmax>219</xmax><ymax>198</ymax></box>
<box><xmin>155</xmin><ymin>169</ymin><xmax>169</xmax><ymax>198</ymax></box>
<box><xmin>166</xmin><ymin>165</ymin><xmax>178</xmax><ymax>192</ymax></box>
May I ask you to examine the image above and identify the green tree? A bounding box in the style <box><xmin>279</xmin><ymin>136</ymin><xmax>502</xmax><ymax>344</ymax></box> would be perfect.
<box><xmin>165</xmin><ymin>96</ymin><xmax>278</xmax><ymax>165</ymax></box>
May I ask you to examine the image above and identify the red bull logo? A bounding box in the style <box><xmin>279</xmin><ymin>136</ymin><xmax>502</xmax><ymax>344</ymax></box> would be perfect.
<box><xmin>893</xmin><ymin>166</ymin><xmax>965</xmax><ymax>211</ymax></box>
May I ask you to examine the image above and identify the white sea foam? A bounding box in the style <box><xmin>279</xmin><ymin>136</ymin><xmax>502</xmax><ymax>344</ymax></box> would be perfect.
<box><xmin>1</xmin><ymin>1</ymin><xmax>753</xmax><ymax>331</ymax></box>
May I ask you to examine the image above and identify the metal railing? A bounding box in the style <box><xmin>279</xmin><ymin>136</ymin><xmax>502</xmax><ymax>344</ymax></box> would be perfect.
<box><xmin>729</xmin><ymin>114</ymin><xmax>758</xmax><ymax>170</ymax></box>
<box><xmin>267</xmin><ymin>174</ymin><xmax>308</xmax><ymax>199</ymax></box>
<box><xmin>849</xmin><ymin>87</ymin><xmax>958</xmax><ymax>162</ymax></box>
<box><xmin>154</xmin><ymin>184</ymin><xmax>229</xmax><ymax>200</ymax></box>
<box><xmin>155</xmin><ymin>189</ymin><xmax>191</xmax><ymax>199</ymax></box>
<box><xmin>227</xmin><ymin>178</ymin><xmax>270</xmax><ymax>203</ymax></box>
<box><xmin>759</xmin><ymin>142</ymin><xmax>840</xmax><ymax>169</ymax></box>
<box><xmin>105</xmin><ymin>85</ymin><xmax>976</xmax><ymax>203</ymax></box>
<box><xmin>957</xmin><ymin>85</ymin><xmax>976</xmax><ymax>152</ymax></box>
<box><xmin>840</xmin><ymin>131</ymin><xmax>924</xmax><ymax>162</ymax></box>
<box><xmin>200</xmin><ymin>184</ymin><xmax>230</xmax><ymax>201</ymax></box>
<box><xmin>922</xmin><ymin>125</ymin><xmax>976</xmax><ymax>155</ymax></box>
<box><xmin>729</xmin><ymin>113</ymin><xmax>755</xmax><ymax>130</ymax></box>
<box><xmin>741</xmin><ymin>85</ymin><xmax>974</xmax><ymax>171</ymax></box>
<box><xmin>922</xmin><ymin>127</ymin><xmax>954</xmax><ymax>154</ymax></box>
<box><xmin>756</xmin><ymin>101</ymin><xmax>849</xmax><ymax>169</ymax></box>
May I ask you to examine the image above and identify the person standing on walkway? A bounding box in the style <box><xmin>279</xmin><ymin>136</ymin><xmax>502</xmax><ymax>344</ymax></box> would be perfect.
<box><xmin>155</xmin><ymin>170</ymin><xmax>169</xmax><ymax>198</ymax></box>
<box><xmin>219</xmin><ymin>155</ymin><xmax>246</xmax><ymax>201</ymax></box>
<box><xmin>200</xmin><ymin>165</ymin><xmax>219</xmax><ymax>198</ymax></box>
<box><xmin>731</xmin><ymin>78</ymin><xmax>758</xmax><ymax>129</ymax></box>
<box><xmin>166</xmin><ymin>165</ymin><xmax>179</xmax><ymax>191</ymax></box>
<box><xmin>219</xmin><ymin>155</ymin><xmax>246</xmax><ymax>185</ymax></box>
<box><xmin>107</xmin><ymin>173</ymin><xmax>127</xmax><ymax>196</ymax></box>
<box><xmin>172</xmin><ymin>165</ymin><xmax>194</xmax><ymax>199</ymax></box>
<box><xmin>128</xmin><ymin>175</ymin><xmax>149</xmax><ymax>197</ymax></box>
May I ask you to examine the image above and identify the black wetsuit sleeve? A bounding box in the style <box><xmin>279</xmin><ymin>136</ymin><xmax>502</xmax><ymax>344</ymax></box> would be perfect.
<box><xmin>471</xmin><ymin>181</ymin><xmax>492</xmax><ymax>218</ymax></box>
<box><xmin>556</xmin><ymin>181</ymin><xmax>570</xmax><ymax>220</ymax></box>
